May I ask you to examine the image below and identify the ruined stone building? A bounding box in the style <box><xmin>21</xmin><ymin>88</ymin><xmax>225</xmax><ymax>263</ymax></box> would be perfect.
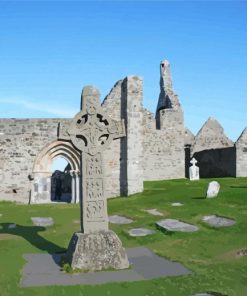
<box><xmin>0</xmin><ymin>60</ymin><xmax>246</xmax><ymax>203</ymax></box>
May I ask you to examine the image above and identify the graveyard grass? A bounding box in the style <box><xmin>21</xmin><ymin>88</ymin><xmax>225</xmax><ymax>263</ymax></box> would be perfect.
<box><xmin>0</xmin><ymin>178</ymin><xmax>247</xmax><ymax>296</ymax></box>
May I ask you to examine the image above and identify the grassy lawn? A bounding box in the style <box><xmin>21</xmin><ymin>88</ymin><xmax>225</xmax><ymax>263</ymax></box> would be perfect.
<box><xmin>0</xmin><ymin>177</ymin><xmax>247</xmax><ymax>296</ymax></box>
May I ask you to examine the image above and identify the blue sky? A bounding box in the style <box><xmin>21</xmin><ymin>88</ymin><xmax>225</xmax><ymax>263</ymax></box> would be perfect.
<box><xmin>0</xmin><ymin>1</ymin><xmax>246</xmax><ymax>142</ymax></box>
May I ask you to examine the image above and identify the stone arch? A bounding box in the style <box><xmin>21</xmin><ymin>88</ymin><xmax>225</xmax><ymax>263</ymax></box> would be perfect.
<box><xmin>31</xmin><ymin>140</ymin><xmax>80</xmax><ymax>204</ymax></box>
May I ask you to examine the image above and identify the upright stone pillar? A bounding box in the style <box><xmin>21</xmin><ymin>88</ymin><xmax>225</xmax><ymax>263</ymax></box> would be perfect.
<box><xmin>75</xmin><ymin>170</ymin><xmax>80</xmax><ymax>203</ymax></box>
<box><xmin>70</xmin><ymin>170</ymin><xmax>76</xmax><ymax>203</ymax></box>
<box><xmin>59</xmin><ymin>86</ymin><xmax>129</xmax><ymax>271</ymax></box>
<box><xmin>121</xmin><ymin>76</ymin><xmax>144</xmax><ymax>196</ymax></box>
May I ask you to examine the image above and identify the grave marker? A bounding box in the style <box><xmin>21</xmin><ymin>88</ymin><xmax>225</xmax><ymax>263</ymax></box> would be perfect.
<box><xmin>189</xmin><ymin>157</ymin><xmax>200</xmax><ymax>180</ymax></box>
<box><xmin>59</xmin><ymin>86</ymin><xmax>129</xmax><ymax>271</ymax></box>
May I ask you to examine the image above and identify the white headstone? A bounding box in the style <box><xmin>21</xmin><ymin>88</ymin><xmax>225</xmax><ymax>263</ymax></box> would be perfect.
<box><xmin>189</xmin><ymin>158</ymin><xmax>199</xmax><ymax>180</ymax></box>
<box><xmin>206</xmin><ymin>181</ymin><xmax>220</xmax><ymax>198</ymax></box>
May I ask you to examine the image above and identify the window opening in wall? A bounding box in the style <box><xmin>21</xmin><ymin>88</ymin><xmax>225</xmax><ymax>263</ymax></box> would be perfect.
<box><xmin>51</xmin><ymin>157</ymin><xmax>72</xmax><ymax>203</ymax></box>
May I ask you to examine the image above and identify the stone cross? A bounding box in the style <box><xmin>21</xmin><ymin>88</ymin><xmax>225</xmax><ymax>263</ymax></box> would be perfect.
<box><xmin>59</xmin><ymin>86</ymin><xmax>125</xmax><ymax>233</ymax></box>
<box><xmin>190</xmin><ymin>158</ymin><xmax>197</xmax><ymax>166</ymax></box>
<box><xmin>189</xmin><ymin>157</ymin><xmax>199</xmax><ymax>181</ymax></box>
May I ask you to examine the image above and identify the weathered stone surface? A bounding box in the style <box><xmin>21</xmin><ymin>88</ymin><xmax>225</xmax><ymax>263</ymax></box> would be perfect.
<box><xmin>59</xmin><ymin>85</ymin><xmax>126</xmax><ymax>234</ymax></box>
<box><xmin>192</xmin><ymin>117</ymin><xmax>234</xmax><ymax>154</ymax></box>
<box><xmin>189</xmin><ymin>158</ymin><xmax>200</xmax><ymax>180</ymax></box>
<box><xmin>31</xmin><ymin>217</ymin><xmax>54</xmax><ymax>227</ymax></box>
<box><xmin>206</xmin><ymin>181</ymin><xmax>220</xmax><ymax>198</ymax></box>
<box><xmin>156</xmin><ymin>219</ymin><xmax>199</xmax><ymax>232</ymax></box>
<box><xmin>66</xmin><ymin>231</ymin><xmax>129</xmax><ymax>271</ymax></box>
<box><xmin>144</xmin><ymin>209</ymin><xmax>163</xmax><ymax>216</ymax></box>
<box><xmin>202</xmin><ymin>215</ymin><xmax>235</xmax><ymax>227</ymax></box>
<box><xmin>184</xmin><ymin>127</ymin><xmax>195</xmax><ymax>146</ymax></box>
<box><xmin>128</xmin><ymin>228</ymin><xmax>155</xmax><ymax>237</ymax></box>
<box><xmin>171</xmin><ymin>202</ymin><xmax>183</xmax><ymax>207</ymax></box>
<box><xmin>236</xmin><ymin>127</ymin><xmax>247</xmax><ymax>177</ymax></box>
<box><xmin>143</xmin><ymin>60</ymin><xmax>185</xmax><ymax>182</ymax></box>
<box><xmin>191</xmin><ymin>117</ymin><xmax>235</xmax><ymax>178</ymax></box>
<box><xmin>58</xmin><ymin>85</ymin><xmax>130</xmax><ymax>271</ymax></box>
<box><xmin>20</xmin><ymin>247</ymin><xmax>191</xmax><ymax>287</ymax></box>
<box><xmin>0</xmin><ymin>59</ymin><xmax>245</xmax><ymax>205</ymax></box>
<box><xmin>109</xmin><ymin>215</ymin><xmax>133</xmax><ymax>224</ymax></box>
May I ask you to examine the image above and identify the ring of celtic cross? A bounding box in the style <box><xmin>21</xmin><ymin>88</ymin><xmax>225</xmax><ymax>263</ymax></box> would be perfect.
<box><xmin>68</xmin><ymin>110</ymin><xmax>118</xmax><ymax>156</ymax></box>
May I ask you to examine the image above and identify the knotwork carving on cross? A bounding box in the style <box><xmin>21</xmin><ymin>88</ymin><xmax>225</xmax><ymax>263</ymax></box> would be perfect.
<box><xmin>58</xmin><ymin>85</ymin><xmax>126</xmax><ymax>233</ymax></box>
<box><xmin>58</xmin><ymin>85</ymin><xmax>130</xmax><ymax>271</ymax></box>
<box><xmin>65</xmin><ymin>87</ymin><xmax>125</xmax><ymax>156</ymax></box>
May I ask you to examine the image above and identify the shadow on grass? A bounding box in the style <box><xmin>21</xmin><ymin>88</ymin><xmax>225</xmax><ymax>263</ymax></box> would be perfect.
<box><xmin>192</xmin><ymin>196</ymin><xmax>206</xmax><ymax>200</ymax></box>
<box><xmin>0</xmin><ymin>223</ymin><xmax>66</xmax><ymax>254</ymax></box>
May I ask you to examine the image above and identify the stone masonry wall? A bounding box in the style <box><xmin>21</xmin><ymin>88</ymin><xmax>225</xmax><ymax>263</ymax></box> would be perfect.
<box><xmin>0</xmin><ymin>118</ymin><xmax>70</xmax><ymax>202</ymax></box>
<box><xmin>143</xmin><ymin>60</ymin><xmax>185</xmax><ymax>181</ymax></box>
<box><xmin>236</xmin><ymin>128</ymin><xmax>247</xmax><ymax>177</ymax></box>
<box><xmin>143</xmin><ymin>109</ymin><xmax>185</xmax><ymax>180</ymax></box>
<box><xmin>191</xmin><ymin>117</ymin><xmax>236</xmax><ymax>177</ymax></box>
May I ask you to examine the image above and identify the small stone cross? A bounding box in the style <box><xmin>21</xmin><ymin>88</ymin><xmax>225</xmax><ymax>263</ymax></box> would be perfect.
<box><xmin>190</xmin><ymin>158</ymin><xmax>197</xmax><ymax>167</ymax></box>
<box><xmin>189</xmin><ymin>157</ymin><xmax>199</xmax><ymax>181</ymax></box>
<box><xmin>59</xmin><ymin>86</ymin><xmax>125</xmax><ymax>233</ymax></box>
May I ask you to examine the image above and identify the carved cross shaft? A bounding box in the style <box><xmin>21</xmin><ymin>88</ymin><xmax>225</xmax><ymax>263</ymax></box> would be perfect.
<box><xmin>59</xmin><ymin>86</ymin><xmax>125</xmax><ymax>233</ymax></box>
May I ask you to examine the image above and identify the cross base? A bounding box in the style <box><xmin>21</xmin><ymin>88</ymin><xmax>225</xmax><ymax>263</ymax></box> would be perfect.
<box><xmin>65</xmin><ymin>230</ymin><xmax>129</xmax><ymax>271</ymax></box>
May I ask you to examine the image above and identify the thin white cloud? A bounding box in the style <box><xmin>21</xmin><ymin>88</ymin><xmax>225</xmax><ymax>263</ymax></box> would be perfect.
<box><xmin>0</xmin><ymin>98</ymin><xmax>77</xmax><ymax>117</ymax></box>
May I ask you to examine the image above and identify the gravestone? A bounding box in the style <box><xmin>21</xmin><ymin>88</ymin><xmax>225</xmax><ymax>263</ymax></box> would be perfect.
<box><xmin>206</xmin><ymin>181</ymin><xmax>220</xmax><ymax>198</ymax></box>
<box><xmin>59</xmin><ymin>86</ymin><xmax>129</xmax><ymax>271</ymax></box>
<box><xmin>202</xmin><ymin>215</ymin><xmax>235</xmax><ymax>227</ymax></box>
<box><xmin>144</xmin><ymin>209</ymin><xmax>163</xmax><ymax>216</ymax></box>
<box><xmin>109</xmin><ymin>215</ymin><xmax>133</xmax><ymax>224</ymax></box>
<box><xmin>128</xmin><ymin>228</ymin><xmax>156</xmax><ymax>237</ymax></box>
<box><xmin>156</xmin><ymin>219</ymin><xmax>199</xmax><ymax>232</ymax></box>
<box><xmin>31</xmin><ymin>217</ymin><xmax>54</xmax><ymax>227</ymax></box>
<box><xmin>189</xmin><ymin>158</ymin><xmax>199</xmax><ymax>180</ymax></box>
<box><xmin>171</xmin><ymin>202</ymin><xmax>183</xmax><ymax>207</ymax></box>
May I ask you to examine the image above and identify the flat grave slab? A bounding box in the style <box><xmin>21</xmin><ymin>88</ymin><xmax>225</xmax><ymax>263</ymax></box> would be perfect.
<box><xmin>156</xmin><ymin>219</ymin><xmax>199</xmax><ymax>232</ymax></box>
<box><xmin>20</xmin><ymin>247</ymin><xmax>191</xmax><ymax>287</ymax></box>
<box><xmin>202</xmin><ymin>215</ymin><xmax>235</xmax><ymax>227</ymax></box>
<box><xmin>171</xmin><ymin>202</ymin><xmax>183</xmax><ymax>207</ymax></box>
<box><xmin>31</xmin><ymin>217</ymin><xmax>54</xmax><ymax>227</ymax></box>
<box><xmin>108</xmin><ymin>215</ymin><xmax>133</xmax><ymax>224</ymax></box>
<box><xmin>128</xmin><ymin>228</ymin><xmax>155</xmax><ymax>237</ymax></box>
<box><xmin>144</xmin><ymin>209</ymin><xmax>163</xmax><ymax>216</ymax></box>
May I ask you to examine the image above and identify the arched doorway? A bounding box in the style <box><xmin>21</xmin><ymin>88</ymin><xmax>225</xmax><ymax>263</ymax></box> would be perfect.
<box><xmin>31</xmin><ymin>140</ymin><xmax>80</xmax><ymax>204</ymax></box>
<box><xmin>51</xmin><ymin>157</ymin><xmax>72</xmax><ymax>203</ymax></box>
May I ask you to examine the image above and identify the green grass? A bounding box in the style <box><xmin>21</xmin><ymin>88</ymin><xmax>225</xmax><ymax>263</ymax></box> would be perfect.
<box><xmin>0</xmin><ymin>177</ymin><xmax>247</xmax><ymax>296</ymax></box>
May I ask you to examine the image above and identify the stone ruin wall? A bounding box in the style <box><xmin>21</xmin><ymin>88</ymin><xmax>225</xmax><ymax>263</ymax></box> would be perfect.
<box><xmin>190</xmin><ymin>117</ymin><xmax>236</xmax><ymax>177</ymax></box>
<box><xmin>0</xmin><ymin>59</ymin><xmax>246</xmax><ymax>203</ymax></box>
<box><xmin>142</xmin><ymin>59</ymin><xmax>185</xmax><ymax>181</ymax></box>
<box><xmin>236</xmin><ymin>128</ymin><xmax>247</xmax><ymax>177</ymax></box>
<box><xmin>142</xmin><ymin>108</ymin><xmax>185</xmax><ymax>180</ymax></box>
<box><xmin>0</xmin><ymin>118</ymin><xmax>70</xmax><ymax>202</ymax></box>
<box><xmin>0</xmin><ymin>76</ymin><xmax>146</xmax><ymax>203</ymax></box>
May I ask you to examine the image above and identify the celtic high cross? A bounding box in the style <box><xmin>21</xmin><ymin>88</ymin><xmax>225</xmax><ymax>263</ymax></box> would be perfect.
<box><xmin>59</xmin><ymin>86</ymin><xmax>125</xmax><ymax>233</ymax></box>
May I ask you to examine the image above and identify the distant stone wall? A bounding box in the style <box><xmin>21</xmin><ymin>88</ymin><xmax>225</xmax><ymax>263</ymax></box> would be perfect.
<box><xmin>1</xmin><ymin>59</ymin><xmax>245</xmax><ymax>204</ymax></box>
<box><xmin>236</xmin><ymin>128</ymin><xmax>247</xmax><ymax>177</ymax></box>
<box><xmin>102</xmin><ymin>76</ymin><xmax>144</xmax><ymax>197</ymax></box>
<box><xmin>0</xmin><ymin>118</ymin><xmax>70</xmax><ymax>203</ymax></box>
<box><xmin>143</xmin><ymin>109</ymin><xmax>185</xmax><ymax>180</ymax></box>
<box><xmin>191</xmin><ymin>118</ymin><xmax>236</xmax><ymax>177</ymax></box>
<box><xmin>143</xmin><ymin>60</ymin><xmax>185</xmax><ymax>181</ymax></box>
